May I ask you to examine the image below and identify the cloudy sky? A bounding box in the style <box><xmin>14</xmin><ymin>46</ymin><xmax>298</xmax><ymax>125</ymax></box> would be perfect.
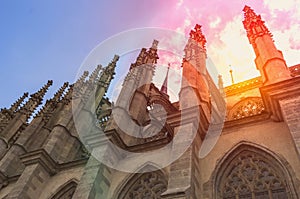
<box><xmin>1</xmin><ymin>0</ymin><xmax>299</xmax><ymax>107</ymax></box>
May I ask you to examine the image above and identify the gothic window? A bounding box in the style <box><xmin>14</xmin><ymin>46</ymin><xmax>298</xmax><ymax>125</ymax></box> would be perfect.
<box><xmin>118</xmin><ymin>171</ymin><xmax>167</xmax><ymax>199</ymax></box>
<box><xmin>216</xmin><ymin>146</ymin><xmax>292</xmax><ymax>199</ymax></box>
<box><xmin>228</xmin><ymin>97</ymin><xmax>264</xmax><ymax>120</ymax></box>
<box><xmin>50</xmin><ymin>180</ymin><xmax>77</xmax><ymax>199</ymax></box>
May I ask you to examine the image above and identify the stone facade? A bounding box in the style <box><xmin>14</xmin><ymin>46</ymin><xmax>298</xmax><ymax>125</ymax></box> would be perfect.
<box><xmin>0</xmin><ymin>5</ymin><xmax>300</xmax><ymax>199</ymax></box>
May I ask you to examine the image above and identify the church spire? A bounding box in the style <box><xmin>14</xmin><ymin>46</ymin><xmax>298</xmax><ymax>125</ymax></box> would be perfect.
<box><xmin>180</xmin><ymin>24</ymin><xmax>210</xmax><ymax>110</ymax></box>
<box><xmin>130</xmin><ymin>40</ymin><xmax>159</xmax><ymax>70</ymax></box>
<box><xmin>98</xmin><ymin>55</ymin><xmax>119</xmax><ymax>93</ymax></box>
<box><xmin>242</xmin><ymin>5</ymin><xmax>272</xmax><ymax>45</ymax></box>
<box><xmin>189</xmin><ymin>24</ymin><xmax>207</xmax><ymax>49</ymax></box>
<box><xmin>160</xmin><ymin>63</ymin><xmax>170</xmax><ymax>95</ymax></box>
<box><xmin>242</xmin><ymin>5</ymin><xmax>291</xmax><ymax>85</ymax></box>
<box><xmin>184</xmin><ymin>24</ymin><xmax>207</xmax><ymax>72</ymax></box>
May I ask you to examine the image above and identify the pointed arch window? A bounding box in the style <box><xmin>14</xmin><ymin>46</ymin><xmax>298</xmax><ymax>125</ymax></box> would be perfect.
<box><xmin>215</xmin><ymin>145</ymin><xmax>297</xmax><ymax>199</ymax></box>
<box><xmin>50</xmin><ymin>180</ymin><xmax>77</xmax><ymax>199</ymax></box>
<box><xmin>117</xmin><ymin>171</ymin><xmax>167</xmax><ymax>199</ymax></box>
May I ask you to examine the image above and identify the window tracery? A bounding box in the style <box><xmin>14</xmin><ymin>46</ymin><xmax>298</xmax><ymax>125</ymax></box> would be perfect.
<box><xmin>120</xmin><ymin>171</ymin><xmax>167</xmax><ymax>199</ymax></box>
<box><xmin>228</xmin><ymin>97</ymin><xmax>264</xmax><ymax>120</ymax></box>
<box><xmin>218</xmin><ymin>151</ymin><xmax>288</xmax><ymax>199</ymax></box>
<box><xmin>50</xmin><ymin>181</ymin><xmax>77</xmax><ymax>199</ymax></box>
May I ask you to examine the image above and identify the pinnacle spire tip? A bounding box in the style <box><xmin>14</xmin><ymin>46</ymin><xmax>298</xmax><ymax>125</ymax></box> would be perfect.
<box><xmin>189</xmin><ymin>24</ymin><xmax>206</xmax><ymax>48</ymax></box>
<box><xmin>151</xmin><ymin>40</ymin><xmax>159</xmax><ymax>49</ymax></box>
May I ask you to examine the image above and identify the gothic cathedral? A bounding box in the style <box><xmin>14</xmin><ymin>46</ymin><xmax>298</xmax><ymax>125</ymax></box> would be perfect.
<box><xmin>0</xmin><ymin>5</ymin><xmax>299</xmax><ymax>199</ymax></box>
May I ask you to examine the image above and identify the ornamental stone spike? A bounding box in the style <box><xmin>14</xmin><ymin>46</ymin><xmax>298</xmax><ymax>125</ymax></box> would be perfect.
<box><xmin>160</xmin><ymin>63</ymin><xmax>170</xmax><ymax>95</ymax></box>
<box><xmin>112</xmin><ymin>54</ymin><xmax>119</xmax><ymax>64</ymax></box>
<box><xmin>189</xmin><ymin>24</ymin><xmax>207</xmax><ymax>49</ymax></box>
<box><xmin>9</xmin><ymin>92</ymin><xmax>29</xmax><ymax>112</ymax></box>
<box><xmin>30</xmin><ymin>80</ymin><xmax>53</xmax><ymax>101</ymax></box>
<box><xmin>36</xmin><ymin>82</ymin><xmax>69</xmax><ymax>120</ymax></box>
<box><xmin>242</xmin><ymin>5</ymin><xmax>272</xmax><ymax>44</ymax></box>
<box><xmin>83</xmin><ymin>66</ymin><xmax>104</xmax><ymax>103</ymax></box>
<box><xmin>106</xmin><ymin>55</ymin><xmax>119</xmax><ymax>71</ymax></box>
<box><xmin>0</xmin><ymin>92</ymin><xmax>28</xmax><ymax>124</ymax></box>
<box><xmin>73</xmin><ymin>71</ymin><xmax>89</xmax><ymax>98</ymax></box>
<box><xmin>130</xmin><ymin>48</ymin><xmax>147</xmax><ymax>70</ymax></box>
<box><xmin>151</xmin><ymin>39</ymin><xmax>159</xmax><ymax>49</ymax></box>
<box><xmin>242</xmin><ymin>5</ymin><xmax>291</xmax><ymax>85</ymax></box>
<box><xmin>145</xmin><ymin>40</ymin><xmax>159</xmax><ymax>64</ymax></box>
<box><xmin>103</xmin><ymin>55</ymin><xmax>118</xmax><ymax>78</ymax></box>
<box><xmin>89</xmin><ymin>64</ymin><xmax>102</xmax><ymax>84</ymax></box>
<box><xmin>52</xmin><ymin>82</ymin><xmax>69</xmax><ymax>102</ymax></box>
<box><xmin>75</xmin><ymin>71</ymin><xmax>89</xmax><ymax>87</ymax></box>
<box><xmin>20</xmin><ymin>80</ymin><xmax>53</xmax><ymax>119</ymax></box>
<box><xmin>61</xmin><ymin>84</ymin><xmax>73</xmax><ymax>104</ymax></box>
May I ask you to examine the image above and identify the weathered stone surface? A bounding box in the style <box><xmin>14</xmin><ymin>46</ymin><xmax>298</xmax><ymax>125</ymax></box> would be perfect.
<box><xmin>0</xmin><ymin>7</ymin><xmax>300</xmax><ymax>199</ymax></box>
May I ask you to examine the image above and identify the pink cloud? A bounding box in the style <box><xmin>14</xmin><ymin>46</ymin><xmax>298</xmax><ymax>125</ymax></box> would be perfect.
<box><xmin>289</xmin><ymin>36</ymin><xmax>300</xmax><ymax>50</ymax></box>
<box><xmin>141</xmin><ymin>1</ymin><xmax>299</xmax><ymax>85</ymax></box>
<box><xmin>269</xmin><ymin>9</ymin><xmax>298</xmax><ymax>32</ymax></box>
<box><xmin>146</xmin><ymin>0</ymin><xmax>273</xmax><ymax>48</ymax></box>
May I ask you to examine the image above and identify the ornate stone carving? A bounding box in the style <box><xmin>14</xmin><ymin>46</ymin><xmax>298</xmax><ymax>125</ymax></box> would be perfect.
<box><xmin>189</xmin><ymin>24</ymin><xmax>206</xmax><ymax>49</ymax></box>
<box><xmin>228</xmin><ymin>97</ymin><xmax>264</xmax><ymax>120</ymax></box>
<box><xmin>217</xmin><ymin>148</ymin><xmax>289</xmax><ymax>199</ymax></box>
<box><xmin>243</xmin><ymin>5</ymin><xmax>273</xmax><ymax>45</ymax></box>
<box><xmin>121</xmin><ymin>172</ymin><xmax>167</xmax><ymax>199</ymax></box>
<box><xmin>184</xmin><ymin>24</ymin><xmax>207</xmax><ymax>65</ymax></box>
<box><xmin>19</xmin><ymin>80</ymin><xmax>53</xmax><ymax>120</ymax></box>
<box><xmin>130</xmin><ymin>40</ymin><xmax>159</xmax><ymax>71</ymax></box>
<box><xmin>36</xmin><ymin>82</ymin><xmax>69</xmax><ymax>122</ymax></box>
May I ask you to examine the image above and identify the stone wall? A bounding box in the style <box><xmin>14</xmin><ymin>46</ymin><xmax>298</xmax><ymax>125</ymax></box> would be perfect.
<box><xmin>280</xmin><ymin>95</ymin><xmax>300</xmax><ymax>157</ymax></box>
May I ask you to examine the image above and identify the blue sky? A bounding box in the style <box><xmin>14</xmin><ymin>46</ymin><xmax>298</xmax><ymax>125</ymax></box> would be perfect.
<box><xmin>0</xmin><ymin>1</ymin><xmax>161</xmax><ymax>107</ymax></box>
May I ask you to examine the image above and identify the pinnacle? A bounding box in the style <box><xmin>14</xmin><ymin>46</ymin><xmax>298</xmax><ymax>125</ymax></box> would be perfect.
<box><xmin>36</xmin><ymin>82</ymin><xmax>69</xmax><ymax>120</ymax></box>
<box><xmin>243</xmin><ymin>5</ymin><xmax>251</xmax><ymax>12</ymax></box>
<box><xmin>75</xmin><ymin>71</ymin><xmax>89</xmax><ymax>86</ymax></box>
<box><xmin>160</xmin><ymin>63</ymin><xmax>170</xmax><ymax>95</ymax></box>
<box><xmin>61</xmin><ymin>84</ymin><xmax>73</xmax><ymax>104</ymax></box>
<box><xmin>10</xmin><ymin>92</ymin><xmax>29</xmax><ymax>112</ymax></box>
<box><xmin>83</xmin><ymin>71</ymin><xmax>89</xmax><ymax>77</ymax></box>
<box><xmin>112</xmin><ymin>54</ymin><xmax>120</xmax><ymax>63</ymax></box>
<box><xmin>19</xmin><ymin>80</ymin><xmax>53</xmax><ymax>119</ymax></box>
<box><xmin>189</xmin><ymin>24</ymin><xmax>206</xmax><ymax>49</ymax></box>
<box><xmin>151</xmin><ymin>40</ymin><xmax>159</xmax><ymax>49</ymax></box>
<box><xmin>31</xmin><ymin>80</ymin><xmax>53</xmax><ymax>100</ymax></box>
<box><xmin>105</xmin><ymin>55</ymin><xmax>119</xmax><ymax>72</ymax></box>
<box><xmin>242</xmin><ymin>5</ymin><xmax>272</xmax><ymax>44</ymax></box>
<box><xmin>89</xmin><ymin>65</ymin><xmax>102</xmax><ymax>82</ymax></box>
<box><xmin>108</xmin><ymin>55</ymin><xmax>119</xmax><ymax>69</ymax></box>
<box><xmin>52</xmin><ymin>82</ymin><xmax>69</xmax><ymax>101</ymax></box>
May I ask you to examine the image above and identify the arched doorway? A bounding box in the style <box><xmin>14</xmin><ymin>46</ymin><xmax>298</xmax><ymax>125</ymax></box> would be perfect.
<box><xmin>214</xmin><ymin>143</ymin><xmax>298</xmax><ymax>199</ymax></box>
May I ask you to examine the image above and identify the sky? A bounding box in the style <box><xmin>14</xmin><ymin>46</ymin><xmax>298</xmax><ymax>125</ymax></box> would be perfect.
<box><xmin>0</xmin><ymin>0</ymin><xmax>300</xmax><ymax>107</ymax></box>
